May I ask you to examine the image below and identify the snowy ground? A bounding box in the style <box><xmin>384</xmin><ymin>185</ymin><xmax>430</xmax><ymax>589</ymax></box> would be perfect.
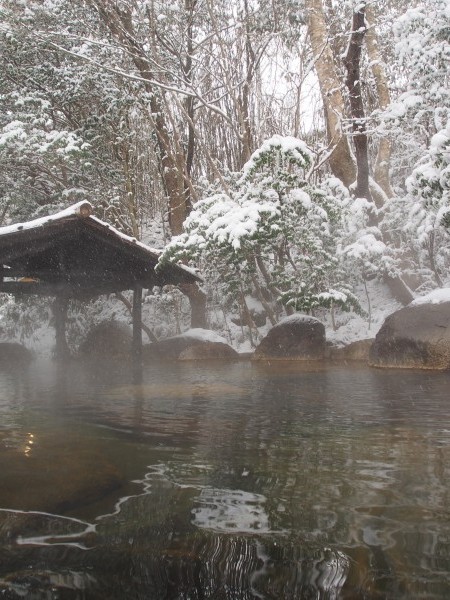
<box><xmin>324</xmin><ymin>278</ymin><xmax>403</xmax><ymax>347</ymax></box>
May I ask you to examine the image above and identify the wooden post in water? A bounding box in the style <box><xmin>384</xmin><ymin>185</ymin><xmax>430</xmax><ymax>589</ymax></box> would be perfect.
<box><xmin>53</xmin><ymin>296</ymin><xmax>70</xmax><ymax>360</ymax></box>
<box><xmin>132</xmin><ymin>284</ymin><xmax>143</xmax><ymax>363</ymax></box>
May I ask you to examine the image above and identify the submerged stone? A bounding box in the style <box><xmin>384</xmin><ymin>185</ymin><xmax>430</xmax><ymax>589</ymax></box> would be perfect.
<box><xmin>369</xmin><ymin>301</ymin><xmax>450</xmax><ymax>370</ymax></box>
<box><xmin>0</xmin><ymin>430</ymin><xmax>124</xmax><ymax>515</ymax></box>
<box><xmin>253</xmin><ymin>314</ymin><xmax>326</xmax><ymax>360</ymax></box>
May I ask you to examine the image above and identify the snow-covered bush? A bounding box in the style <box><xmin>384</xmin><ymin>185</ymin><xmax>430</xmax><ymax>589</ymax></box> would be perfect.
<box><xmin>160</xmin><ymin>136</ymin><xmax>362</xmax><ymax>329</ymax></box>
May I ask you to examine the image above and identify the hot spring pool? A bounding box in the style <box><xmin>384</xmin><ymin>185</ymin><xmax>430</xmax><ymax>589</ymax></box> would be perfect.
<box><xmin>0</xmin><ymin>358</ymin><xmax>449</xmax><ymax>599</ymax></box>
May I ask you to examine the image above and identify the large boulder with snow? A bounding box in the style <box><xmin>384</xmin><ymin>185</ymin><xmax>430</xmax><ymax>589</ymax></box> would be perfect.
<box><xmin>179</xmin><ymin>341</ymin><xmax>239</xmax><ymax>361</ymax></box>
<box><xmin>144</xmin><ymin>329</ymin><xmax>238</xmax><ymax>361</ymax></box>
<box><xmin>79</xmin><ymin>320</ymin><xmax>132</xmax><ymax>359</ymax></box>
<box><xmin>253</xmin><ymin>314</ymin><xmax>326</xmax><ymax>360</ymax></box>
<box><xmin>369</xmin><ymin>289</ymin><xmax>450</xmax><ymax>370</ymax></box>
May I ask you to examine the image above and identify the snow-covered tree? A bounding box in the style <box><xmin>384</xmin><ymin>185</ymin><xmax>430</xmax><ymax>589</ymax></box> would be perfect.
<box><xmin>0</xmin><ymin>0</ymin><xmax>169</xmax><ymax>236</ymax></box>
<box><xmin>375</xmin><ymin>0</ymin><xmax>450</xmax><ymax>290</ymax></box>
<box><xmin>380</xmin><ymin>0</ymin><xmax>450</xmax><ymax>182</ymax></box>
<box><xmin>0</xmin><ymin>1</ymin><xmax>94</xmax><ymax>220</ymax></box>
<box><xmin>160</xmin><ymin>136</ymin><xmax>362</xmax><ymax>332</ymax></box>
<box><xmin>403</xmin><ymin>121</ymin><xmax>450</xmax><ymax>286</ymax></box>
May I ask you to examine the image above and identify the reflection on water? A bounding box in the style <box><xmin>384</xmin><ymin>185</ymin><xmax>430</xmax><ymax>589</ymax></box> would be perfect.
<box><xmin>0</xmin><ymin>358</ymin><xmax>449</xmax><ymax>598</ymax></box>
<box><xmin>192</xmin><ymin>487</ymin><xmax>270</xmax><ymax>533</ymax></box>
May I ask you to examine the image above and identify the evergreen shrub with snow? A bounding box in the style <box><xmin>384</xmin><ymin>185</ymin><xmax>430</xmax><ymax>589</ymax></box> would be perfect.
<box><xmin>160</xmin><ymin>136</ymin><xmax>362</xmax><ymax>324</ymax></box>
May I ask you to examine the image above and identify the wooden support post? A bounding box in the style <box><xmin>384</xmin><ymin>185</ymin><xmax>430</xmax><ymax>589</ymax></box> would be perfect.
<box><xmin>53</xmin><ymin>296</ymin><xmax>70</xmax><ymax>360</ymax></box>
<box><xmin>132</xmin><ymin>285</ymin><xmax>143</xmax><ymax>363</ymax></box>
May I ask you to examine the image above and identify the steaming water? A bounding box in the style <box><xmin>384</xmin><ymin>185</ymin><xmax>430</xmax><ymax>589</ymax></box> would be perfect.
<box><xmin>0</xmin><ymin>358</ymin><xmax>449</xmax><ymax>599</ymax></box>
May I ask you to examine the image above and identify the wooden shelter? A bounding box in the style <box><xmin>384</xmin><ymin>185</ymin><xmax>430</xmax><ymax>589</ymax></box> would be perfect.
<box><xmin>0</xmin><ymin>201</ymin><xmax>199</xmax><ymax>358</ymax></box>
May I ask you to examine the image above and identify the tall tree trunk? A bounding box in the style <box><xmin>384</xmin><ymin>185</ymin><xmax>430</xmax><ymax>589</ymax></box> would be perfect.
<box><xmin>343</xmin><ymin>4</ymin><xmax>372</xmax><ymax>202</ymax></box>
<box><xmin>342</xmin><ymin>5</ymin><xmax>412</xmax><ymax>304</ymax></box>
<box><xmin>182</xmin><ymin>0</ymin><xmax>196</xmax><ymax>212</ymax></box>
<box><xmin>52</xmin><ymin>297</ymin><xmax>70</xmax><ymax>360</ymax></box>
<box><xmin>366</xmin><ymin>5</ymin><xmax>394</xmax><ymax>200</ymax></box>
<box><xmin>91</xmin><ymin>1</ymin><xmax>189</xmax><ymax>235</ymax></box>
<box><xmin>306</xmin><ymin>0</ymin><xmax>356</xmax><ymax>188</ymax></box>
<box><xmin>238</xmin><ymin>0</ymin><xmax>256</xmax><ymax>165</ymax></box>
<box><xmin>179</xmin><ymin>282</ymin><xmax>208</xmax><ymax>329</ymax></box>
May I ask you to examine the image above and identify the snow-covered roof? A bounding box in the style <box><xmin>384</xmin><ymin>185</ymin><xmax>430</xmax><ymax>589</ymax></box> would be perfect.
<box><xmin>0</xmin><ymin>201</ymin><xmax>199</xmax><ymax>298</ymax></box>
<box><xmin>0</xmin><ymin>200</ymin><xmax>164</xmax><ymax>257</ymax></box>
<box><xmin>0</xmin><ymin>201</ymin><xmax>93</xmax><ymax>236</ymax></box>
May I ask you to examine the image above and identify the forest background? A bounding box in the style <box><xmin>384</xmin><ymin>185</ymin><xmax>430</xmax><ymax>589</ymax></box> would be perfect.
<box><xmin>0</xmin><ymin>0</ymin><xmax>449</xmax><ymax>354</ymax></box>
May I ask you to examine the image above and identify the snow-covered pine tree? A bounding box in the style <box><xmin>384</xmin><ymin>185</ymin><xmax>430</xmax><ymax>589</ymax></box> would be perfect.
<box><xmin>160</xmin><ymin>135</ymin><xmax>362</xmax><ymax>329</ymax></box>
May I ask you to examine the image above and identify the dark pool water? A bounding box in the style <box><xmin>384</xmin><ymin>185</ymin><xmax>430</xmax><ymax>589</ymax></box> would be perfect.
<box><xmin>0</xmin><ymin>358</ymin><xmax>449</xmax><ymax>599</ymax></box>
